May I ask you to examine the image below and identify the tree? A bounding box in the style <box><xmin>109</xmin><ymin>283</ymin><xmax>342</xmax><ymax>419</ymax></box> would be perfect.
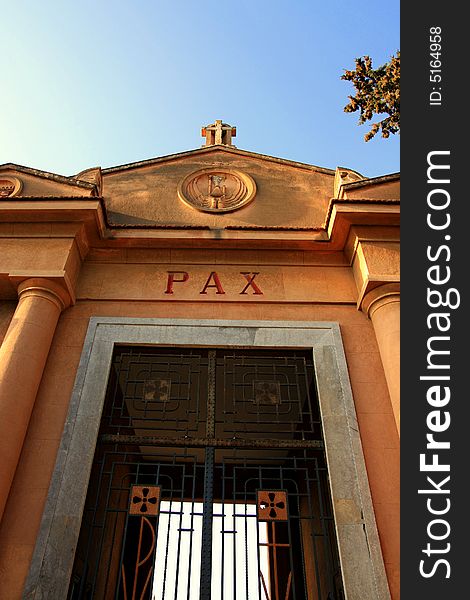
<box><xmin>342</xmin><ymin>51</ymin><xmax>400</xmax><ymax>142</ymax></box>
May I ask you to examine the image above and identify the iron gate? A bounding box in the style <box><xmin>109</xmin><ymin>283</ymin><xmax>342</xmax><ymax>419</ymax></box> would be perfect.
<box><xmin>68</xmin><ymin>347</ymin><xmax>344</xmax><ymax>600</ymax></box>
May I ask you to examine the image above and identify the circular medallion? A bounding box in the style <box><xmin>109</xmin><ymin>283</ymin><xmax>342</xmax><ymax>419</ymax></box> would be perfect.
<box><xmin>178</xmin><ymin>168</ymin><xmax>256</xmax><ymax>213</ymax></box>
<box><xmin>0</xmin><ymin>177</ymin><xmax>22</xmax><ymax>198</ymax></box>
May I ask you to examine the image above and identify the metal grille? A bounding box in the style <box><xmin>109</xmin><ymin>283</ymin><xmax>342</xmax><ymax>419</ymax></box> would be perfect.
<box><xmin>68</xmin><ymin>347</ymin><xmax>344</xmax><ymax>600</ymax></box>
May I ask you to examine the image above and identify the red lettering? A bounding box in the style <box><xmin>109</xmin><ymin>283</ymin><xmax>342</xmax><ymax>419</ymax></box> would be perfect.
<box><xmin>165</xmin><ymin>271</ymin><xmax>189</xmax><ymax>294</ymax></box>
<box><xmin>239</xmin><ymin>272</ymin><xmax>263</xmax><ymax>295</ymax></box>
<box><xmin>200</xmin><ymin>272</ymin><xmax>225</xmax><ymax>295</ymax></box>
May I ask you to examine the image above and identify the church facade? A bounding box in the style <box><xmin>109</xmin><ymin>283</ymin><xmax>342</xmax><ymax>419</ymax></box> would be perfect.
<box><xmin>0</xmin><ymin>122</ymin><xmax>400</xmax><ymax>599</ymax></box>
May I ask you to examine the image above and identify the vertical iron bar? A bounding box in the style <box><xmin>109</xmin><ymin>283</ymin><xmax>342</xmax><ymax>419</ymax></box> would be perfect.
<box><xmin>232</xmin><ymin>466</ymin><xmax>237</xmax><ymax>600</ymax></box>
<box><xmin>244</xmin><ymin>485</ymin><xmax>249</xmax><ymax>600</ymax></box>
<box><xmin>161</xmin><ymin>479</ymin><xmax>175</xmax><ymax>600</ymax></box>
<box><xmin>272</xmin><ymin>521</ymin><xmax>280</xmax><ymax>600</ymax></box>
<box><xmin>206</xmin><ymin>350</ymin><xmax>216</xmax><ymax>439</ymax></box>
<box><xmin>199</xmin><ymin>446</ymin><xmax>215</xmax><ymax>600</ymax></box>
<box><xmin>220</xmin><ymin>461</ymin><xmax>225</xmax><ymax>600</ymax></box>
<box><xmin>200</xmin><ymin>350</ymin><xmax>216</xmax><ymax>600</ymax></box>
<box><xmin>186</xmin><ymin>460</ymin><xmax>198</xmax><ymax>600</ymax></box>
<box><xmin>255</xmin><ymin>469</ymin><xmax>264</xmax><ymax>600</ymax></box>
<box><xmin>173</xmin><ymin>463</ymin><xmax>186</xmax><ymax>599</ymax></box>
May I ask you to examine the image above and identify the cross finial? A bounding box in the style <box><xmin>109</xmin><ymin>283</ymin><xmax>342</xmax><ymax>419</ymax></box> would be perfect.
<box><xmin>201</xmin><ymin>120</ymin><xmax>237</xmax><ymax>147</ymax></box>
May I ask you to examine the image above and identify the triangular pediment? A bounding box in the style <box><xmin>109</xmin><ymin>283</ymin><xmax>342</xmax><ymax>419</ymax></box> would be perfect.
<box><xmin>0</xmin><ymin>164</ymin><xmax>98</xmax><ymax>198</ymax></box>
<box><xmin>102</xmin><ymin>145</ymin><xmax>336</xmax><ymax>175</ymax></box>
<box><xmin>338</xmin><ymin>172</ymin><xmax>400</xmax><ymax>200</ymax></box>
<box><xmin>101</xmin><ymin>146</ymin><xmax>338</xmax><ymax>229</ymax></box>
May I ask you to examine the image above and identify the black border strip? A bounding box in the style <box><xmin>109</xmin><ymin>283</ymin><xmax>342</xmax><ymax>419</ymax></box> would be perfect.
<box><xmin>401</xmin><ymin>4</ymin><xmax>466</xmax><ymax>597</ymax></box>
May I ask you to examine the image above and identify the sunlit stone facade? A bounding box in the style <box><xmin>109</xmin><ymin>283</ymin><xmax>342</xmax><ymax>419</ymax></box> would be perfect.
<box><xmin>0</xmin><ymin>122</ymin><xmax>400</xmax><ymax>599</ymax></box>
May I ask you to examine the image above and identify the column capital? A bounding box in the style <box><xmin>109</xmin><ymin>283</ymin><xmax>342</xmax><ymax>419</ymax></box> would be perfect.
<box><xmin>16</xmin><ymin>277</ymin><xmax>72</xmax><ymax>312</ymax></box>
<box><xmin>361</xmin><ymin>282</ymin><xmax>400</xmax><ymax>319</ymax></box>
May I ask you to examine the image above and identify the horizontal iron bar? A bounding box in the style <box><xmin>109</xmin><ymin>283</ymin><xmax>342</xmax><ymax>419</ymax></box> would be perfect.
<box><xmin>220</xmin><ymin>530</ymin><xmax>237</xmax><ymax>534</ymax></box>
<box><xmin>101</xmin><ymin>434</ymin><xmax>323</xmax><ymax>450</ymax></box>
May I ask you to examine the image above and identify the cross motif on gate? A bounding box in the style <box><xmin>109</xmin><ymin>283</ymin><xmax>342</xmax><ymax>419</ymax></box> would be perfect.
<box><xmin>257</xmin><ymin>490</ymin><xmax>288</xmax><ymax>521</ymax></box>
<box><xmin>129</xmin><ymin>485</ymin><xmax>161</xmax><ymax>516</ymax></box>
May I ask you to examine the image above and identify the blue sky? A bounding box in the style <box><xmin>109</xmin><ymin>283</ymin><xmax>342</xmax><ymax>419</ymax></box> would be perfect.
<box><xmin>1</xmin><ymin>0</ymin><xmax>399</xmax><ymax>178</ymax></box>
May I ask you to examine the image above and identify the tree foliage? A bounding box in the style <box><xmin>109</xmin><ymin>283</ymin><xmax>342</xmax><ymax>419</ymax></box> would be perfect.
<box><xmin>342</xmin><ymin>51</ymin><xmax>400</xmax><ymax>142</ymax></box>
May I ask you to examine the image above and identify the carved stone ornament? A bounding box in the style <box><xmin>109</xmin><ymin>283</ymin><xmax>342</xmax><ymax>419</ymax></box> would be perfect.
<box><xmin>178</xmin><ymin>168</ymin><xmax>256</xmax><ymax>213</ymax></box>
<box><xmin>0</xmin><ymin>177</ymin><xmax>22</xmax><ymax>198</ymax></box>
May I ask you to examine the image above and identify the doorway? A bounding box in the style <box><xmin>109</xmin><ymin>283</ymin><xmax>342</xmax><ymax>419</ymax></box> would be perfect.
<box><xmin>68</xmin><ymin>346</ymin><xmax>343</xmax><ymax>599</ymax></box>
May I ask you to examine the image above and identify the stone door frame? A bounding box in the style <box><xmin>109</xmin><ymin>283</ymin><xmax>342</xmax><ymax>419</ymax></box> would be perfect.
<box><xmin>24</xmin><ymin>318</ymin><xmax>391</xmax><ymax>600</ymax></box>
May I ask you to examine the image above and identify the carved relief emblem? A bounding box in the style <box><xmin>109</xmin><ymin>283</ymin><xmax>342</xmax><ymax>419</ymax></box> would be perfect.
<box><xmin>178</xmin><ymin>168</ymin><xmax>256</xmax><ymax>213</ymax></box>
<box><xmin>0</xmin><ymin>177</ymin><xmax>22</xmax><ymax>198</ymax></box>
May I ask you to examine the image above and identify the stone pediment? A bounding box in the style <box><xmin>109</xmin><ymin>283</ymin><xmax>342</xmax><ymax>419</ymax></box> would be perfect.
<box><xmin>101</xmin><ymin>146</ymin><xmax>338</xmax><ymax>229</ymax></box>
<box><xmin>1</xmin><ymin>143</ymin><xmax>399</xmax><ymax>239</ymax></box>
<box><xmin>0</xmin><ymin>164</ymin><xmax>98</xmax><ymax>198</ymax></box>
<box><xmin>337</xmin><ymin>172</ymin><xmax>400</xmax><ymax>200</ymax></box>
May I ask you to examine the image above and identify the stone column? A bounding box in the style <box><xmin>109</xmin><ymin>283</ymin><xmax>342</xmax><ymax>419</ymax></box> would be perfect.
<box><xmin>362</xmin><ymin>283</ymin><xmax>400</xmax><ymax>434</ymax></box>
<box><xmin>0</xmin><ymin>278</ymin><xmax>70</xmax><ymax>523</ymax></box>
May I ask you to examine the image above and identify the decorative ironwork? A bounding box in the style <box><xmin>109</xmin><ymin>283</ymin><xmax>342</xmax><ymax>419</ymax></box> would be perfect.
<box><xmin>257</xmin><ymin>490</ymin><xmax>288</xmax><ymax>521</ymax></box>
<box><xmin>101</xmin><ymin>434</ymin><xmax>323</xmax><ymax>449</ymax></box>
<box><xmin>206</xmin><ymin>350</ymin><xmax>216</xmax><ymax>438</ymax></box>
<box><xmin>121</xmin><ymin>516</ymin><xmax>157</xmax><ymax>600</ymax></box>
<box><xmin>254</xmin><ymin>381</ymin><xmax>281</xmax><ymax>405</ymax></box>
<box><xmin>200</xmin><ymin>447</ymin><xmax>215</xmax><ymax>600</ymax></box>
<box><xmin>98</xmin><ymin>348</ymin><xmax>209</xmax><ymax>439</ymax></box>
<box><xmin>129</xmin><ymin>485</ymin><xmax>161</xmax><ymax>516</ymax></box>
<box><xmin>216</xmin><ymin>350</ymin><xmax>321</xmax><ymax>441</ymax></box>
<box><xmin>142</xmin><ymin>379</ymin><xmax>170</xmax><ymax>402</ymax></box>
<box><xmin>68</xmin><ymin>347</ymin><xmax>344</xmax><ymax>600</ymax></box>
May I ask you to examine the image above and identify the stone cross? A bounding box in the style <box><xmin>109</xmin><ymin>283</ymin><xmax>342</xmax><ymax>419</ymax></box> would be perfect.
<box><xmin>201</xmin><ymin>120</ymin><xmax>236</xmax><ymax>147</ymax></box>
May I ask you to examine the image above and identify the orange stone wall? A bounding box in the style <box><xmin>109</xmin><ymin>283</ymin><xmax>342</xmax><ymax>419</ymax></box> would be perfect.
<box><xmin>0</xmin><ymin>248</ymin><xmax>399</xmax><ymax>600</ymax></box>
<box><xmin>0</xmin><ymin>302</ymin><xmax>15</xmax><ymax>344</ymax></box>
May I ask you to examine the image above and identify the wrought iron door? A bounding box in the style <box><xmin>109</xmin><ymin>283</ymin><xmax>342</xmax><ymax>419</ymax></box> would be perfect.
<box><xmin>69</xmin><ymin>347</ymin><xmax>344</xmax><ymax>600</ymax></box>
